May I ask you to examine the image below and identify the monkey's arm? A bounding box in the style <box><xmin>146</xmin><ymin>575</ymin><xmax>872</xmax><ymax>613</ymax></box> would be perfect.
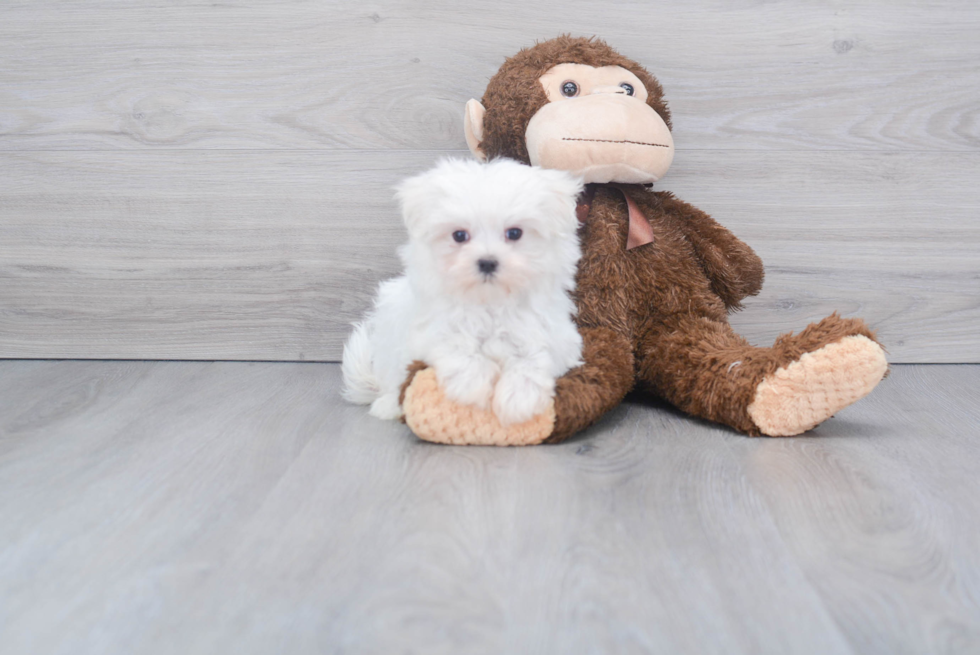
<box><xmin>656</xmin><ymin>192</ymin><xmax>765</xmax><ymax>311</ymax></box>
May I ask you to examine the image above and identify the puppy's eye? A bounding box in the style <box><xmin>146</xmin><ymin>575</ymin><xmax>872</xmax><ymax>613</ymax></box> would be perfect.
<box><xmin>452</xmin><ymin>230</ymin><xmax>469</xmax><ymax>243</ymax></box>
<box><xmin>561</xmin><ymin>81</ymin><xmax>578</xmax><ymax>97</ymax></box>
<box><xmin>505</xmin><ymin>227</ymin><xmax>523</xmax><ymax>241</ymax></box>
<box><xmin>620</xmin><ymin>83</ymin><xmax>635</xmax><ymax>96</ymax></box>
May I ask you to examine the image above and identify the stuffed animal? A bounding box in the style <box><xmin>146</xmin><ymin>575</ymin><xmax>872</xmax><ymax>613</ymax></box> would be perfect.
<box><xmin>399</xmin><ymin>35</ymin><xmax>887</xmax><ymax>445</ymax></box>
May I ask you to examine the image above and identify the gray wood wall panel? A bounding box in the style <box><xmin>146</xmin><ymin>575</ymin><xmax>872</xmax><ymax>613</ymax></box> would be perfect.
<box><xmin>1</xmin><ymin>150</ymin><xmax>977</xmax><ymax>361</ymax></box>
<box><xmin>1</xmin><ymin>1</ymin><xmax>977</xmax><ymax>361</ymax></box>
<box><xmin>1</xmin><ymin>1</ymin><xmax>977</xmax><ymax>152</ymax></box>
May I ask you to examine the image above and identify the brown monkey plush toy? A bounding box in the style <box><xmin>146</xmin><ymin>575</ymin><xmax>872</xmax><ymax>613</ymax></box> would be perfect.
<box><xmin>400</xmin><ymin>36</ymin><xmax>888</xmax><ymax>445</ymax></box>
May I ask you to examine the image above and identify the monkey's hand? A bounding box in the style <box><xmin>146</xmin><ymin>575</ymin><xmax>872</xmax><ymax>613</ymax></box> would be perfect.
<box><xmin>655</xmin><ymin>193</ymin><xmax>765</xmax><ymax>311</ymax></box>
<box><xmin>399</xmin><ymin>363</ymin><xmax>555</xmax><ymax>446</ymax></box>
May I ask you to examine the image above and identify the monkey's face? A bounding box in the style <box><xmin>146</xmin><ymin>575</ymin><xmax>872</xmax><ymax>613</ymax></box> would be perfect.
<box><xmin>465</xmin><ymin>61</ymin><xmax>674</xmax><ymax>185</ymax></box>
<box><xmin>525</xmin><ymin>64</ymin><xmax>674</xmax><ymax>184</ymax></box>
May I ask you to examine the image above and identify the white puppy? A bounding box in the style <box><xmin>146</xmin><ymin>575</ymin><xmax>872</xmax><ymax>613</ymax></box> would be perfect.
<box><xmin>342</xmin><ymin>157</ymin><xmax>584</xmax><ymax>426</ymax></box>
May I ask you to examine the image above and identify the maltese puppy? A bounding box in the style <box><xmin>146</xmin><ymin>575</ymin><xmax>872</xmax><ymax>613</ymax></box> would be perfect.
<box><xmin>342</xmin><ymin>157</ymin><xmax>584</xmax><ymax>426</ymax></box>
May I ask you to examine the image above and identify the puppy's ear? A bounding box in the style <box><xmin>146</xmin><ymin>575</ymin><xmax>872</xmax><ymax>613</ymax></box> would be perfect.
<box><xmin>543</xmin><ymin>168</ymin><xmax>585</xmax><ymax>199</ymax></box>
<box><xmin>539</xmin><ymin>169</ymin><xmax>585</xmax><ymax>231</ymax></box>
<box><xmin>394</xmin><ymin>172</ymin><xmax>435</xmax><ymax>237</ymax></box>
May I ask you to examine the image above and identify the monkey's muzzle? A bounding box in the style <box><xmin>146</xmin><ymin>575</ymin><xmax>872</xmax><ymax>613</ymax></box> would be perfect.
<box><xmin>525</xmin><ymin>94</ymin><xmax>674</xmax><ymax>184</ymax></box>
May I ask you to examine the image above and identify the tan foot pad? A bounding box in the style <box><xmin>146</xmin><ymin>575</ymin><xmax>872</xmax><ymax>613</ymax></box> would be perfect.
<box><xmin>402</xmin><ymin>368</ymin><xmax>555</xmax><ymax>446</ymax></box>
<box><xmin>747</xmin><ymin>335</ymin><xmax>888</xmax><ymax>437</ymax></box>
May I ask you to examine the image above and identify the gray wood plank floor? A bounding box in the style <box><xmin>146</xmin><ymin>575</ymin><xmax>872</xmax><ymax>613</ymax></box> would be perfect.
<box><xmin>2</xmin><ymin>1</ymin><xmax>978</xmax><ymax>363</ymax></box>
<box><xmin>2</xmin><ymin>361</ymin><xmax>978</xmax><ymax>654</ymax></box>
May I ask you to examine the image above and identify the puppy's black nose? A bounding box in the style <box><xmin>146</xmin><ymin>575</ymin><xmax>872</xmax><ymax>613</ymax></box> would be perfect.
<box><xmin>477</xmin><ymin>258</ymin><xmax>498</xmax><ymax>275</ymax></box>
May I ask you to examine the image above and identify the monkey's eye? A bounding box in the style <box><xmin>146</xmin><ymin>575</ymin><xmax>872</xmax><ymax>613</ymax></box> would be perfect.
<box><xmin>620</xmin><ymin>83</ymin><xmax>635</xmax><ymax>96</ymax></box>
<box><xmin>452</xmin><ymin>230</ymin><xmax>469</xmax><ymax>243</ymax></box>
<box><xmin>505</xmin><ymin>227</ymin><xmax>523</xmax><ymax>241</ymax></box>
<box><xmin>561</xmin><ymin>81</ymin><xmax>579</xmax><ymax>97</ymax></box>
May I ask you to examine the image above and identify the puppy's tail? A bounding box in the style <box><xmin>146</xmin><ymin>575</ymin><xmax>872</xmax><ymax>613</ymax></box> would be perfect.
<box><xmin>341</xmin><ymin>322</ymin><xmax>379</xmax><ymax>405</ymax></box>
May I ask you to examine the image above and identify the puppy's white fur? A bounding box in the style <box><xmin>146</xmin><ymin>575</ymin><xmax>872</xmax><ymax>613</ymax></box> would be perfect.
<box><xmin>342</xmin><ymin>157</ymin><xmax>584</xmax><ymax>426</ymax></box>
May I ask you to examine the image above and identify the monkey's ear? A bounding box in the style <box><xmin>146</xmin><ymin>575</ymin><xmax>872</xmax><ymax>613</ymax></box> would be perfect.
<box><xmin>463</xmin><ymin>99</ymin><xmax>487</xmax><ymax>161</ymax></box>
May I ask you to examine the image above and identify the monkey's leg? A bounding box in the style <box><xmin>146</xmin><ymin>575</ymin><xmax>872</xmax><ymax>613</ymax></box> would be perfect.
<box><xmin>636</xmin><ymin>313</ymin><xmax>888</xmax><ymax>436</ymax></box>
<box><xmin>400</xmin><ymin>327</ymin><xmax>635</xmax><ymax>446</ymax></box>
<box><xmin>546</xmin><ymin>327</ymin><xmax>636</xmax><ymax>443</ymax></box>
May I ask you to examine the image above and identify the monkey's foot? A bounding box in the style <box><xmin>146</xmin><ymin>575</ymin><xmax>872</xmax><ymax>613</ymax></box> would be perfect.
<box><xmin>747</xmin><ymin>335</ymin><xmax>887</xmax><ymax>437</ymax></box>
<box><xmin>402</xmin><ymin>368</ymin><xmax>555</xmax><ymax>446</ymax></box>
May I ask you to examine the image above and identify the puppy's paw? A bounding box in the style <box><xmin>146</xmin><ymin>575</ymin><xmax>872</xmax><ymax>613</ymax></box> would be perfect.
<box><xmin>369</xmin><ymin>393</ymin><xmax>403</xmax><ymax>420</ymax></box>
<box><xmin>438</xmin><ymin>358</ymin><xmax>498</xmax><ymax>411</ymax></box>
<box><xmin>493</xmin><ymin>370</ymin><xmax>553</xmax><ymax>426</ymax></box>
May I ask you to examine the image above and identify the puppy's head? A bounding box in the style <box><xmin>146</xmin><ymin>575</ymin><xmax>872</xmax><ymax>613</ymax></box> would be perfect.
<box><xmin>395</xmin><ymin>157</ymin><xmax>583</xmax><ymax>302</ymax></box>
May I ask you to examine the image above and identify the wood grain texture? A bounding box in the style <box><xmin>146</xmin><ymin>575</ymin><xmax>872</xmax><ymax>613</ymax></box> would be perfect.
<box><xmin>1</xmin><ymin>150</ymin><xmax>977</xmax><ymax>362</ymax></box>
<box><xmin>0</xmin><ymin>0</ymin><xmax>977</xmax><ymax>362</ymax></box>
<box><xmin>0</xmin><ymin>0</ymin><xmax>977</xmax><ymax>152</ymax></box>
<box><xmin>0</xmin><ymin>360</ymin><xmax>978</xmax><ymax>654</ymax></box>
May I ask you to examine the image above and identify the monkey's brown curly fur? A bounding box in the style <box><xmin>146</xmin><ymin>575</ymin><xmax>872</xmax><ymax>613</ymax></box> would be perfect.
<box><xmin>545</xmin><ymin>180</ymin><xmax>880</xmax><ymax>441</ymax></box>
<box><xmin>403</xmin><ymin>36</ymin><xmax>885</xmax><ymax>442</ymax></box>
